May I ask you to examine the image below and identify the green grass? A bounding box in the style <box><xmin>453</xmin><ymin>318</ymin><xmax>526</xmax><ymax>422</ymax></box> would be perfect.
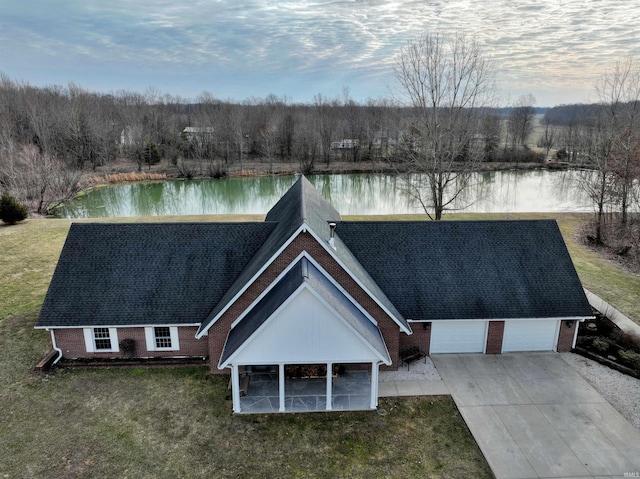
<box><xmin>0</xmin><ymin>217</ymin><xmax>492</xmax><ymax>479</ymax></box>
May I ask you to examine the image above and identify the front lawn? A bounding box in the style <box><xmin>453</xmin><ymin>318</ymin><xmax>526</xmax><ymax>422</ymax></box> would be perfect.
<box><xmin>0</xmin><ymin>217</ymin><xmax>491</xmax><ymax>479</ymax></box>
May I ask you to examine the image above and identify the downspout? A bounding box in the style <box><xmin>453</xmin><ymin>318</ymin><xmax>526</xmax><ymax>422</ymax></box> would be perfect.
<box><xmin>48</xmin><ymin>329</ymin><xmax>63</xmax><ymax>365</ymax></box>
<box><xmin>571</xmin><ymin>319</ymin><xmax>586</xmax><ymax>350</ymax></box>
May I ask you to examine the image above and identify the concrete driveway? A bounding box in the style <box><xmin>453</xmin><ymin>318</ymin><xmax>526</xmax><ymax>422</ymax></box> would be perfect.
<box><xmin>431</xmin><ymin>353</ymin><xmax>640</xmax><ymax>479</ymax></box>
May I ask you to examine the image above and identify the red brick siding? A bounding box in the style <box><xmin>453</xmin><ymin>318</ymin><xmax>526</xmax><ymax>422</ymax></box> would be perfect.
<box><xmin>54</xmin><ymin>326</ymin><xmax>207</xmax><ymax>359</ymax></box>
<box><xmin>207</xmin><ymin>232</ymin><xmax>403</xmax><ymax>373</ymax></box>
<box><xmin>556</xmin><ymin>320</ymin><xmax>576</xmax><ymax>352</ymax></box>
<box><xmin>486</xmin><ymin>321</ymin><xmax>505</xmax><ymax>354</ymax></box>
<box><xmin>399</xmin><ymin>323</ymin><xmax>431</xmax><ymax>354</ymax></box>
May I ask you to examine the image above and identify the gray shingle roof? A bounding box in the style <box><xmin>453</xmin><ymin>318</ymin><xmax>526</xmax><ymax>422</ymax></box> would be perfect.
<box><xmin>198</xmin><ymin>176</ymin><xmax>408</xmax><ymax>336</ymax></box>
<box><xmin>219</xmin><ymin>257</ymin><xmax>390</xmax><ymax>366</ymax></box>
<box><xmin>38</xmin><ymin>178</ymin><xmax>592</xmax><ymax>336</ymax></box>
<box><xmin>36</xmin><ymin>222</ymin><xmax>275</xmax><ymax>328</ymax></box>
<box><xmin>336</xmin><ymin>219</ymin><xmax>593</xmax><ymax>320</ymax></box>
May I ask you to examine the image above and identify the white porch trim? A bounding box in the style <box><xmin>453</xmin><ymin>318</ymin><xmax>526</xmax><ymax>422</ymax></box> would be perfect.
<box><xmin>370</xmin><ymin>362</ymin><xmax>379</xmax><ymax>409</ymax></box>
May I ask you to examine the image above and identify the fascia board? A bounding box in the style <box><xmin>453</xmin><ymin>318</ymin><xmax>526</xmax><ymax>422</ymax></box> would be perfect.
<box><xmin>304</xmin><ymin>226</ymin><xmax>411</xmax><ymax>335</ymax></box>
<box><xmin>410</xmin><ymin>315</ymin><xmax>595</xmax><ymax>322</ymax></box>
<box><xmin>304</xmin><ymin>285</ymin><xmax>391</xmax><ymax>365</ymax></box>
<box><xmin>35</xmin><ymin>323</ymin><xmax>201</xmax><ymax>330</ymax></box>
<box><xmin>218</xmin><ymin>283</ymin><xmax>307</xmax><ymax>369</ymax></box>
<box><xmin>196</xmin><ymin>223</ymin><xmax>307</xmax><ymax>339</ymax></box>
<box><xmin>219</xmin><ymin>283</ymin><xmax>391</xmax><ymax>369</ymax></box>
<box><xmin>229</xmin><ymin>251</ymin><xmax>379</xmax><ymax>330</ymax></box>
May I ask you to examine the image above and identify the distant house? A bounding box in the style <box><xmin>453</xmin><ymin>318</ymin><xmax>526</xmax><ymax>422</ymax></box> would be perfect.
<box><xmin>182</xmin><ymin>127</ymin><xmax>215</xmax><ymax>146</ymax></box>
<box><xmin>372</xmin><ymin>129</ymin><xmax>404</xmax><ymax>149</ymax></box>
<box><xmin>331</xmin><ymin>139</ymin><xmax>359</xmax><ymax>150</ymax></box>
<box><xmin>119</xmin><ymin>125</ymin><xmax>143</xmax><ymax>147</ymax></box>
<box><xmin>36</xmin><ymin>177</ymin><xmax>593</xmax><ymax>413</ymax></box>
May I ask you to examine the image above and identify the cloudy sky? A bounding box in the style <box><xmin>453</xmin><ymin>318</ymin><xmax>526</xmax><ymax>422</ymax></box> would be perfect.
<box><xmin>1</xmin><ymin>1</ymin><xmax>637</xmax><ymax>107</ymax></box>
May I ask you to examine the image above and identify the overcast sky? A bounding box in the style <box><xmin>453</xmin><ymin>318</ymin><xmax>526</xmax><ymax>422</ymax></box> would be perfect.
<box><xmin>1</xmin><ymin>1</ymin><xmax>637</xmax><ymax>107</ymax></box>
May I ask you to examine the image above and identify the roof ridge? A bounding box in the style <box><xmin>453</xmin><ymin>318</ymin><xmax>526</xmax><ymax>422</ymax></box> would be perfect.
<box><xmin>299</xmin><ymin>175</ymin><xmax>308</xmax><ymax>223</ymax></box>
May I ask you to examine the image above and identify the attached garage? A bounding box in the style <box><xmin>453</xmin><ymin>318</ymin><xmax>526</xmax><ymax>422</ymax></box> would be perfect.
<box><xmin>430</xmin><ymin>320</ymin><xmax>487</xmax><ymax>354</ymax></box>
<box><xmin>502</xmin><ymin>320</ymin><xmax>560</xmax><ymax>352</ymax></box>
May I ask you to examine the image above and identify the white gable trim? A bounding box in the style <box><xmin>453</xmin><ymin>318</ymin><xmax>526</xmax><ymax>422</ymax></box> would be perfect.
<box><xmin>304</xmin><ymin>286</ymin><xmax>391</xmax><ymax>365</ymax></box>
<box><xmin>219</xmin><ymin>283</ymin><xmax>390</xmax><ymax>369</ymax></box>
<box><xmin>196</xmin><ymin>223</ymin><xmax>307</xmax><ymax>339</ymax></box>
<box><xmin>198</xmin><ymin>222</ymin><xmax>409</xmax><ymax>338</ymax></box>
<box><xmin>305</xmin><ymin>226</ymin><xmax>410</xmax><ymax>334</ymax></box>
<box><xmin>229</xmin><ymin>251</ymin><xmax>378</xmax><ymax>330</ymax></box>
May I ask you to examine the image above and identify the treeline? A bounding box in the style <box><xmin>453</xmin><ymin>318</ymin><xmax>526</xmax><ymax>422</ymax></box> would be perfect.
<box><xmin>0</xmin><ymin>75</ymin><xmax>592</xmax><ymax>214</ymax></box>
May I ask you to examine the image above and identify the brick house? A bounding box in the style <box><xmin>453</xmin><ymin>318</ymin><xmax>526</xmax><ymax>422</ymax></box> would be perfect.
<box><xmin>36</xmin><ymin>176</ymin><xmax>593</xmax><ymax>413</ymax></box>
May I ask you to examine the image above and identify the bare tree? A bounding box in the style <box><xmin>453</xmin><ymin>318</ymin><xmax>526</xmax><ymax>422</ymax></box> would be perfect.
<box><xmin>539</xmin><ymin>116</ymin><xmax>557</xmax><ymax>158</ymax></box>
<box><xmin>597</xmin><ymin>57</ymin><xmax>640</xmax><ymax>226</ymax></box>
<box><xmin>392</xmin><ymin>31</ymin><xmax>497</xmax><ymax>219</ymax></box>
<box><xmin>507</xmin><ymin>94</ymin><xmax>536</xmax><ymax>148</ymax></box>
<box><xmin>0</xmin><ymin>141</ymin><xmax>80</xmax><ymax>214</ymax></box>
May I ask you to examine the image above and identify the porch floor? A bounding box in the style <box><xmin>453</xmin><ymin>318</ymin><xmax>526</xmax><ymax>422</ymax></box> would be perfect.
<box><xmin>238</xmin><ymin>370</ymin><xmax>372</xmax><ymax>413</ymax></box>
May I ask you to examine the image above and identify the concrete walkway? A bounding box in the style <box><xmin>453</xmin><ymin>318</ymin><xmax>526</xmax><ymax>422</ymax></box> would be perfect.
<box><xmin>430</xmin><ymin>353</ymin><xmax>640</xmax><ymax>479</ymax></box>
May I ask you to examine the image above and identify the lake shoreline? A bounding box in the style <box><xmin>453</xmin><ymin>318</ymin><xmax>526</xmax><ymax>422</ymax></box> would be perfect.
<box><xmin>81</xmin><ymin>158</ymin><xmax>552</xmax><ymax>188</ymax></box>
<box><xmin>58</xmin><ymin>168</ymin><xmax>595</xmax><ymax>219</ymax></box>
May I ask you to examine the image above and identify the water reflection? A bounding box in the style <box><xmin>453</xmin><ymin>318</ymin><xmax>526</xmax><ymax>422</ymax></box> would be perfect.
<box><xmin>57</xmin><ymin>170</ymin><xmax>599</xmax><ymax>219</ymax></box>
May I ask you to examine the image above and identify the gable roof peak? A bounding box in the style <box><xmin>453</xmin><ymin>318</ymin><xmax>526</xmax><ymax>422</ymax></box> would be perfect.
<box><xmin>265</xmin><ymin>175</ymin><xmax>341</xmax><ymax>233</ymax></box>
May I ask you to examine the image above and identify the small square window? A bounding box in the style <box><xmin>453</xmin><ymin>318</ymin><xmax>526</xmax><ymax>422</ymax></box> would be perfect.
<box><xmin>154</xmin><ymin>327</ymin><xmax>172</xmax><ymax>349</ymax></box>
<box><xmin>94</xmin><ymin>328</ymin><xmax>112</xmax><ymax>350</ymax></box>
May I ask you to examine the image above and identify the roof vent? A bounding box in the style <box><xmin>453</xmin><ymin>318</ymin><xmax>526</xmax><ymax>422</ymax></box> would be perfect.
<box><xmin>328</xmin><ymin>222</ymin><xmax>337</xmax><ymax>250</ymax></box>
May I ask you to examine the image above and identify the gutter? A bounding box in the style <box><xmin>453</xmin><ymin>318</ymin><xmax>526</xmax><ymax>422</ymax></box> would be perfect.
<box><xmin>48</xmin><ymin>329</ymin><xmax>63</xmax><ymax>365</ymax></box>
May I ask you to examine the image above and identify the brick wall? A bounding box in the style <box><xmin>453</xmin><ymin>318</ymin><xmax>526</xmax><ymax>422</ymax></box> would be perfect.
<box><xmin>556</xmin><ymin>320</ymin><xmax>576</xmax><ymax>352</ymax></box>
<box><xmin>54</xmin><ymin>326</ymin><xmax>208</xmax><ymax>359</ymax></box>
<box><xmin>399</xmin><ymin>323</ymin><xmax>431</xmax><ymax>354</ymax></box>
<box><xmin>207</xmin><ymin>232</ymin><xmax>404</xmax><ymax>373</ymax></box>
<box><xmin>486</xmin><ymin>321</ymin><xmax>505</xmax><ymax>354</ymax></box>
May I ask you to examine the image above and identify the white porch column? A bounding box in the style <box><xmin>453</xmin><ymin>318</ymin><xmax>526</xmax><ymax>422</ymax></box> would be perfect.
<box><xmin>279</xmin><ymin>363</ymin><xmax>286</xmax><ymax>412</ymax></box>
<box><xmin>326</xmin><ymin>362</ymin><xmax>333</xmax><ymax>411</ymax></box>
<box><xmin>370</xmin><ymin>362</ymin><xmax>379</xmax><ymax>409</ymax></box>
<box><xmin>231</xmin><ymin>364</ymin><xmax>241</xmax><ymax>413</ymax></box>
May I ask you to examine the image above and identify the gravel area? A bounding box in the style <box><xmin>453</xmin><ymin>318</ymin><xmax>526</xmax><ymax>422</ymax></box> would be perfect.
<box><xmin>563</xmin><ymin>352</ymin><xmax>640</xmax><ymax>430</ymax></box>
<box><xmin>379</xmin><ymin>357</ymin><xmax>441</xmax><ymax>381</ymax></box>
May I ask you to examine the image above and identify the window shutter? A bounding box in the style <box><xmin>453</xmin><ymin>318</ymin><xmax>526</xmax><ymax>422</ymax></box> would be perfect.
<box><xmin>144</xmin><ymin>327</ymin><xmax>155</xmax><ymax>351</ymax></box>
<box><xmin>169</xmin><ymin>327</ymin><xmax>180</xmax><ymax>351</ymax></box>
<box><xmin>109</xmin><ymin>328</ymin><xmax>120</xmax><ymax>352</ymax></box>
<box><xmin>83</xmin><ymin>328</ymin><xmax>95</xmax><ymax>353</ymax></box>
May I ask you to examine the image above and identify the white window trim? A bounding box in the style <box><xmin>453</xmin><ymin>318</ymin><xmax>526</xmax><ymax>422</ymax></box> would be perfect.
<box><xmin>144</xmin><ymin>326</ymin><xmax>180</xmax><ymax>352</ymax></box>
<box><xmin>83</xmin><ymin>327</ymin><xmax>119</xmax><ymax>353</ymax></box>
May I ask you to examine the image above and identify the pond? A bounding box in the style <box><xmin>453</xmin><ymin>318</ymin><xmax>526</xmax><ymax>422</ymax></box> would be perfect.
<box><xmin>56</xmin><ymin>170</ymin><xmax>596</xmax><ymax>218</ymax></box>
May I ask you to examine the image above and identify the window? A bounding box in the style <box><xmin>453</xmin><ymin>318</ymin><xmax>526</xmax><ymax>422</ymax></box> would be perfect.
<box><xmin>83</xmin><ymin>327</ymin><xmax>119</xmax><ymax>353</ymax></box>
<box><xmin>154</xmin><ymin>327</ymin><xmax>172</xmax><ymax>348</ymax></box>
<box><xmin>145</xmin><ymin>326</ymin><xmax>179</xmax><ymax>351</ymax></box>
<box><xmin>93</xmin><ymin>328</ymin><xmax>112</xmax><ymax>350</ymax></box>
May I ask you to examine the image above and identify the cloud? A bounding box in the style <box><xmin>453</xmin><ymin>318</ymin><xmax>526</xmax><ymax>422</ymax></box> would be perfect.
<box><xmin>0</xmin><ymin>0</ymin><xmax>638</xmax><ymax>105</ymax></box>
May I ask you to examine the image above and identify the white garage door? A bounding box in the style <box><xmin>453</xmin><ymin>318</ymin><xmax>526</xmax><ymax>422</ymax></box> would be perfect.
<box><xmin>502</xmin><ymin>320</ymin><xmax>559</xmax><ymax>352</ymax></box>
<box><xmin>430</xmin><ymin>321</ymin><xmax>487</xmax><ymax>354</ymax></box>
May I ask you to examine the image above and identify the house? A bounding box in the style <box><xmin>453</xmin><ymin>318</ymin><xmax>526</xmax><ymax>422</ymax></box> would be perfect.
<box><xmin>182</xmin><ymin>126</ymin><xmax>215</xmax><ymax>141</ymax></box>
<box><xmin>36</xmin><ymin>176</ymin><xmax>593</xmax><ymax>413</ymax></box>
<box><xmin>331</xmin><ymin>139</ymin><xmax>359</xmax><ymax>150</ymax></box>
<box><xmin>119</xmin><ymin>125</ymin><xmax>143</xmax><ymax>147</ymax></box>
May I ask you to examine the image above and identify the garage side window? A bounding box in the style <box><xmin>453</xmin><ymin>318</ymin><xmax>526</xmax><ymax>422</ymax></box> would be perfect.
<box><xmin>145</xmin><ymin>326</ymin><xmax>180</xmax><ymax>351</ymax></box>
<box><xmin>83</xmin><ymin>327</ymin><xmax>120</xmax><ymax>353</ymax></box>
